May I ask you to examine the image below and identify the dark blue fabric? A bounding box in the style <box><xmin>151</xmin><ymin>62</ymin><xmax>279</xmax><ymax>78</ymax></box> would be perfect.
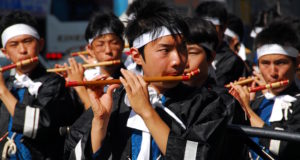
<box><xmin>250</xmin><ymin>98</ymin><xmax>274</xmax><ymax>160</ymax></box>
<box><xmin>130</xmin><ymin>95</ymin><xmax>166</xmax><ymax>160</ymax></box>
<box><xmin>8</xmin><ymin>88</ymin><xmax>32</xmax><ymax>160</ymax></box>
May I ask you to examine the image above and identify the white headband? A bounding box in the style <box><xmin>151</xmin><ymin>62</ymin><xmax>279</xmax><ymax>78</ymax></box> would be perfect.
<box><xmin>133</xmin><ymin>26</ymin><xmax>180</xmax><ymax>49</ymax></box>
<box><xmin>257</xmin><ymin>44</ymin><xmax>299</xmax><ymax>59</ymax></box>
<box><xmin>1</xmin><ymin>24</ymin><xmax>40</xmax><ymax>48</ymax></box>
<box><xmin>250</xmin><ymin>27</ymin><xmax>263</xmax><ymax>38</ymax></box>
<box><xmin>224</xmin><ymin>28</ymin><xmax>239</xmax><ymax>41</ymax></box>
<box><xmin>203</xmin><ymin>17</ymin><xmax>221</xmax><ymax>25</ymax></box>
<box><xmin>88</xmin><ymin>27</ymin><xmax>114</xmax><ymax>44</ymax></box>
<box><xmin>200</xmin><ymin>42</ymin><xmax>214</xmax><ymax>52</ymax></box>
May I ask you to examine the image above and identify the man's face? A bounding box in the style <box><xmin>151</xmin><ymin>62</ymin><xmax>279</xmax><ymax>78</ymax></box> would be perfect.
<box><xmin>1</xmin><ymin>34</ymin><xmax>43</xmax><ymax>74</ymax></box>
<box><xmin>258</xmin><ymin>54</ymin><xmax>296</xmax><ymax>94</ymax></box>
<box><xmin>184</xmin><ymin>44</ymin><xmax>211</xmax><ymax>87</ymax></box>
<box><xmin>88</xmin><ymin>33</ymin><xmax>124</xmax><ymax>63</ymax></box>
<box><xmin>134</xmin><ymin>35</ymin><xmax>187</xmax><ymax>90</ymax></box>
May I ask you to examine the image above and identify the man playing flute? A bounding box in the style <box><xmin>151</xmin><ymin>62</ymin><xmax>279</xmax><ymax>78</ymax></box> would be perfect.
<box><xmin>0</xmin><ymin>11</ymin><xmax>82</xmax><ymax>159</ymax></box>
<box><xmin>183</xmin><ymin>17</ymin><xmax>249</xmax><ymax>160</ymax></box>
<box><xmin>195</xmin><ymin>1</ymin><xmax>250</xmax><ymax>87</ymax></box>
<box><xmin>230</xmin><ymin>21</ymin><xmax>300</xmax><ymax>159</ymax></box>
<box><xmin>67</xmin><ymin>0</ymin><xmax>228</xmax><ymax>159</ymax></box>
<box><xmin>63</xmin><ymin>11</ymin><xmax>127</xmax><ymax>158</ymax></box>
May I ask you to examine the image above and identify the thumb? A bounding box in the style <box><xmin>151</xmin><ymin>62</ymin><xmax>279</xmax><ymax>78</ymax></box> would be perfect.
<box><xmin>106</xmin><ymin>84</ymin><xmax>120</xmax><ymax>96</ymax></box>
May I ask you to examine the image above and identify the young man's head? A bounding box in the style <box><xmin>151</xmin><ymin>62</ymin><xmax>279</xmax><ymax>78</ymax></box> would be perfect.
<box><xmin>125</xmin><ymin>0</ymin><xmax>189</xmax><ymax>91</ymax></box>
<box><xmin>195</xmin><ymin>1</ymin><xmax>228</xmax><ymax>47</ymax></box>
<box><xmin>183</xmin><ymin>17</ymin><xmax>218</xmax><ymax>87</ymax></box>
<box><xmin>224</xmin><ymin>14</ymin><xmax>244</xmax><ymax>54</ymax></box>
<box><xmin>85</xmin><ymin>12</ymin><xmax>124</xmax><ymax>66</ymax></box>
<box><xmin>0</xmin><ymin>11</ymin><xmax>44</xmax><ymax>74</ymax></box>
<box><xmin>255</xmin><ymin>21</ymin><xmax>300</xmax><ymax>94</ymax></box>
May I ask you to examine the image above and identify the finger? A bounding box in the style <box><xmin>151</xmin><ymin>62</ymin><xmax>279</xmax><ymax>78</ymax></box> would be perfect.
<box><xmin>120</xmin><ymin>76</ymin><xmax>132</xmax><ymax>95</ymax></box>
<box><xmin>106</xmin><ymin>84</ymin><xmax>120</xmax><ymax>97</ymax></box>
<box><xmin>137</xmin><ymin>75</ymin><xmax>148</xmax><ymax>96</ymax></box>
<box><xmin>64</xmin><ymin>63</ymin><xmax>71</xmax><ymax>75</ymax></box>
<box><xmin>69</xmin><ymin>58</ymin><xmax>79</xmax><ymax>72</ymax></box>
<box><xmin>79</xmin><ymin>54</ymin><xmax>90</xmax><ymax>64</ymax></box>
<box><xmin>121</xmin><ymin>69</ymin><xmax>139</xmax><ymax>89</ymax></box>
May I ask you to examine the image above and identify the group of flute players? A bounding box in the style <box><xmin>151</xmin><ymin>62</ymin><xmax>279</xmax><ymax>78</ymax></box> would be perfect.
<box><xmin>0</xmin><ymin>0</ymin><xmax>300</xmax><ymax>159</ymax></box>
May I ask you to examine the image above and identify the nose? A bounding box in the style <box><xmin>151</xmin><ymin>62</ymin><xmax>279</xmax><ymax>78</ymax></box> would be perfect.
<box><xmin>104</xmin><ymin>43</ymin><xmax>112</xmax><ymax>55</ymax></box>
<box><xmin>170</xmin><ymin>50</ymin><xmax>181</xmax><ymax>67</ymax></box>
<box><xmin>18</xmin><ymin>43</ymin><xmax>27</xmax><ymax>55</ymax></box>
<box><xmin>269</xmin><ymin>64</ymin><xmax>279</xmax><ymax>79</ymax></box>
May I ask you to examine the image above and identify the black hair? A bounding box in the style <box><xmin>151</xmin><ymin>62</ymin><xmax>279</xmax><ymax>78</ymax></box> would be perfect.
<box><xmin>125</xmin><ymin>0</ymin><xmax>189</xmax><ymax>58</ymax></box>
<box><xmin>185</xmin><ymin>17</ymin><xmax>218</xmax><ymax>61</ymax></box>
<box><xmin>85</xmin><ymin>12</ymin><xmax>124</xmax><ymax>43</ymax></box>
<box><xmin>255</xmin><ymin>21</ymin><xmax>300</xmax><ymax>50</ymax></box>
<box><xmin>227</xmin><ymin>13</ymin><xmax>244</xmax><ymax>41</ymax></box>
<box><xmin>0</xmin><ymin>11</ymin><xmax>40</xmax><ymax>48</ymax></box>
<box><xmin>252</xmin><ymin>7</ymin><xmax>280</xmax><ymax>28</ymax></box>
<box><xmin>195</xmin><ymin>1</ymin><xmax>228</xmax><ymax>27</ymax></box>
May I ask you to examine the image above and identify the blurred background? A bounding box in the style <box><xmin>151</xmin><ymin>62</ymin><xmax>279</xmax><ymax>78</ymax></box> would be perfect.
<box><xmin>0</xmin><ymin>0</ymin><xmax>299</xmax><ymax>69</ymax></box>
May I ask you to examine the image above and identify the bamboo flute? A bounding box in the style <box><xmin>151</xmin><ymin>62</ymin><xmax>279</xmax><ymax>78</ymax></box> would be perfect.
<box><xmin>225</xmin><ymin>77</ymin><xmax>256</xmax><ymax>88</ymax></box>
<box><xmin>0</xmin><ymin>57</ymin><xmax>38</xmax><ymax>72</ymax></box>
<box><xmin>65</xmin><ymin>68</ymin><xmax>200</xmax><ymax>87</ymax></box>
<box><xmin>47</xmin><ymin>60</ymin><xmax>121</xmax><ymax>72</ymax></box>
<box><xmin>248</xmin><ymin>80</ymin><xmax>289</xmax><ymax>92</ymax></box>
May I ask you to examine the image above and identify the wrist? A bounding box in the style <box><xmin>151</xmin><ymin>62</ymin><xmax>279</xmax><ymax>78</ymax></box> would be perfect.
<box><xmin>140</xmin><ymin>104</ymin><xmax>155</xmax><ymax>121</ymax></box>
<box><xmin>0</xmin><ymin>87</ymin><xmax>9</xmax><ymax>97</ymax></box>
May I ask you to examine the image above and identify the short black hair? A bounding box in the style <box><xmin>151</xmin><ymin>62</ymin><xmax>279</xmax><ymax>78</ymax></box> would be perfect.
<box><xmin>195</xmin><ymin>1</ymin><xmax>228</xmax><ymax>26</ymax></box>
<box><xmin>252</xmin><ymin>7</ymin><xmax>280</xmax><ymax>28</ymax></box>
<box><xmin>185</xmin><ymin>17</ymin><xmax>218</xmax><ymax>61</ymax></box>
<box><xmin>85</xmin><ymin>12</ymin><xmax>124</xmax><ymax>43</ymax></box>
<box><xmin>255</xmin><ymin>21</ymin><xmax>300</xmax><ymax>50</ymax></box>
<box><xmin>0</xmin><ymin>11</ymin><xmax>40</xmax><ymax>48</ymax></box>
<box><xmin>125</xmin><ymin>0</ymin><xmax>189</xmax><ymax>49</ymax></box>
<box><xmin>227</xmin><ymin>13</ymin><xmax>244</xmax><ymax>41</ymax></box>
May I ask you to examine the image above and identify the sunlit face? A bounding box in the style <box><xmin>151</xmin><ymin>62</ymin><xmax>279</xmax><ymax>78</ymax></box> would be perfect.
<box><xmin>1</xmin><ymin>34</ymin><xmax>43</xmax><ymax>74</ymax></box>
<box><xmin>88</xmin><ymin>33</ymin><xmax>124</xmax><ymax>62</ymax></box>
<box><xmin>184</xmin><ymin>44</ymin><xmax>211</xmax><ymax>87</ymax></box>
<box><xmin>133</xmin><ymin>35</ymin><xmax>187</xmax><ymax>91</ymax></box>
<box><xmin>258</xmin><ymin>54</ymin><xmax>296</xmax><ymax>94</ymax></box>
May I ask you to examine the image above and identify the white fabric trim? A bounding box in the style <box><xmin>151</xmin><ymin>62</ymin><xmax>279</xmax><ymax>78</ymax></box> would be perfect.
<box><xmin>133</xmin><ymin>26</ymin><xmax>178</xmax><ymax>49</ymax></box>
<box><xmin>23</xmin><ymin>106</ymin><xmax>39</xmax><ymax>138</ymax></box>
<box><xmin>225</xmin><ymin>28</ymin><xmax>239</xmax><ymax>40</ymax></box>
<box><xmin>269</xmin><ymin>95</ymin><xmax>296</xmax><ymax>122</ymax></box>
<box><xmin>203</xmin><ymin>17</ymin><xmax>221</xmax><ymax>25</ymax></box>
<box><xmin>84</xmin><ymin>61</ymin><xmax>101</xmax><ymax>81</ymax></box>
<box><xmin>88</xmin><ymin>27</ymin><xmax>114</xmax><ymax>44</ymax></box>
<box><xmin>269</xmin><ymin>127</ymin><xmax>284</xmax><ymax>155</ymax></box>
<box><xmin>126</xmin><ymin>86</ymin><xmax>186</xmax><ymax>159</ymax></box>
<box><xmin>1</xmin><ymin>24</ymin><xmax>40</xmax><ymax>47</ymax></box>
<box><xmin>137</xmin><ymin>132</ymin><xmax>151</xmax><ymax>160</ymax></box>
<box><xmin>257</xmin><ymin>44</ymin><xmax>299</xmax><ymax>59</ymax></box>
<box><xmin>237</xmin><ymin>43</ymin><xmax>247</xmax><ymax>61</ymax></box>
<box><xmin>32</xmin><ymin>107</ymin><xmax>40</xmax><ymax>139</ymax></box>
<box><xmin>250</xmin><ymin>27</ymin><xmax>263</xmax><ymax>38</ymax></box>
<box><xmin>75</xmin><ymin>139</ymin><xmax>82</xmax><ymax>160</ymax></box>
<box><xmin>184</xmin><ymin>140</ymin><xmax>198</xmax><ymax>160</ymax></box>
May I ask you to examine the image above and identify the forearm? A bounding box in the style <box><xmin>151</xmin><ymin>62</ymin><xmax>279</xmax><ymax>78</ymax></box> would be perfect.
<box><xmin>141</xmin><ymin>106</ymin><xmax>170</xmax><ymax>155</ymax></box>
<box><xmin>0</xmin><ymin>88</ymin><xmax>17</xmax><ymax>116</ymax></box>
<box><xmin>74</xmin><ymin>86</ymin><xmax>91</xmax><ymax>110</ymax></box>
<box><xmin>91</xmin><ymin>118</ymin><xmax>109</xmax><ymax>153</ymax></box>
<box><xmin>245</xmin><ymin>104</ymin><xmax>265</xmax><ymax>128</ymax></box>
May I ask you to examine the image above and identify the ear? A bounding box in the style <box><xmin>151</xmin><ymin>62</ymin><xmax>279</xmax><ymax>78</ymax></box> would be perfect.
<box><xmin>86</xmin><ymin>44</ymin><xmax>96</xmax><ymax>58</ymax></box>
<box><xmin>130</xmin><ymin>48</ymin><xmax>144</xmax><ymax>65</ymax></box>
<box><xmin>1</xmin><ymin>48</ymin><xmax>10</xmax><ymax>60</ymax></box>
<box><xmin>208</xmin><ymin>51</ymin><xmax>216</xmax><ymax>65</ymax></box>
<box><xmin>38</xmin><ymin>38</ymin><xmax>45</xmax><ymax>52</ymax></box>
